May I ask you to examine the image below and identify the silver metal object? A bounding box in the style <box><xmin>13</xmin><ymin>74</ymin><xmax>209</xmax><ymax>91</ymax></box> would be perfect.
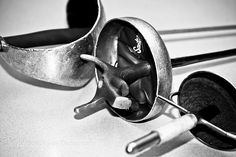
<box><xmin>90</xmin><ymin>18</ymin><xmax>236</xmax><ymax>121</ymax></box>
<box><xmin>126</xmin><ymin>71</ymin><xmax>236</xmax><ymax>154</ymax></box>
<box><xmin>0</xmin><ymin>0</ymin><xmax>106</xmax><ymax>88</ymax></box>
<box><xmin>158</xmin><ymin>25</ymin><xmax>236</xmax><ymax>35</ymax></box>
<box><xmin>74</xmin><ymin>17</ymin><xmax>173</xmax><ymax>122</ymax></box>
<box><xmin>126</xmin><ymin>113</ymin><xmax>197</xmax><ymax>154</ymax></box>
<box><xmin>73</xmin><ymin>17</ymin><xmax>236</xmax><ymax>122</ymax></box>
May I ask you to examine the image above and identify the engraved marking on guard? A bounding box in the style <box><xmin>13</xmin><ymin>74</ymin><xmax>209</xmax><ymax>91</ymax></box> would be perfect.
<box><xmin>114</xmin><ymin>61</ymin><xmax>118</xmax><ymax>67</ymax></box>
<box><xmin>132</xmin><ymin>35</ymin><xmax>142</xmax><ymax>54</ymax></box>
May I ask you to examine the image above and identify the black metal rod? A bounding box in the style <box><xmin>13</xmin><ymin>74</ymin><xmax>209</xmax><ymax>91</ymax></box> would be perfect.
<box><xmin>171</xmin><ymin>48</ymin><xmax>236</xmax><ymax>68</ymax></box>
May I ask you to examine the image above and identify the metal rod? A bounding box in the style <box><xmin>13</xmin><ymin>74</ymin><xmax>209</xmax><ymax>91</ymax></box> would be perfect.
<box><xmin>126</xmin><ymin>114</ymin><xmax>197</xmax><ymax>154</ymax></box>
<box><xmin>157</xmin><ymin>95</ymin><xmax>236</xmax><ymax>141</ymax></box>
<box><xmin>126</xmin><ymin>130</ymin><xmax>160</xmax><ymax>154</ymax></box>
<box><xmin>171</xmin><ymin>48</ymin><xmax>236</xmax><ymax>68</ymax></box>
<box><xmin>157</xmin><ymin>95</ymin><xmax>189</xmax><ymax>114</ymax></box>
<box><xmin>159</xmin><ymin>25</ymin><xmax>236</xmax><ymax>35</ymax></box>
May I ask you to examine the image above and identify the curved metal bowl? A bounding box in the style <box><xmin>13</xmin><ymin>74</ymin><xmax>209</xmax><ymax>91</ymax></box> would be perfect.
<box><xmin>95</xmin><ymin>17</ymin><xmax>172</xmax><ymax>122</ymax></box>
<box><xmin>0</xmin><ymin>0</ymin><xmax>106</xmax><ymax>88</ymax></box>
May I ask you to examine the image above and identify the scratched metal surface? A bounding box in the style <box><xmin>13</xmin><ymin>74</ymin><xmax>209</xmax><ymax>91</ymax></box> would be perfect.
<box><xmin>0</xmin><ymin>0</ymin><xmax>236</xmax><ymax>157</ymax></box>
<box><xmin>0</xmin><ymin>0</ymin><xmax>106</xmax><ymax>88</ymax></box>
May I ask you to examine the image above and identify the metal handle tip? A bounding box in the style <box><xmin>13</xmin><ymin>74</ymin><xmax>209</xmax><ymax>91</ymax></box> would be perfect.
<box><xmin>125</xmin><ymin>131</ymin><xmax>160</xmax><ymax>155</ymax></box>
<box><xmin>126</xmin><ymin>142</ymin><xmax>137</xmax><ymax>154</ymax></box>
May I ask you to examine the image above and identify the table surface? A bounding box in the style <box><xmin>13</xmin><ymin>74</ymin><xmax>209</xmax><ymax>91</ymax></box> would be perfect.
<box><xmin>0</xmin><ymin>0</ymin><xmax>236</xmax><ymax>157</ymax></box>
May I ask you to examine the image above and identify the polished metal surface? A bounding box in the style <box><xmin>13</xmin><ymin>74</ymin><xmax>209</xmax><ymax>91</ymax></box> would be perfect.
<box><xmin>94</xmin><ymin>17</ymin><xmax>173</xmax><ymax>122</ymax></box>
<box><xmin>158</xmin><ymin>25</ymin><xmax>236</xmax><ymax>35</ymax></box>
<box><xmin>0</xmin><ymin>0</ymin><xmax>106</xmax><ymax>88</ymax></box>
